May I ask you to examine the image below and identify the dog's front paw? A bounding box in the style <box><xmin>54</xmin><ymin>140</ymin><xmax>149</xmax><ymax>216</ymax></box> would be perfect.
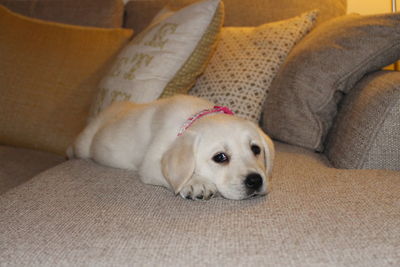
<box><xmin>179</xmin><ymin>179</ymin><xmax>217</xmax><ymax>201</ymax></box>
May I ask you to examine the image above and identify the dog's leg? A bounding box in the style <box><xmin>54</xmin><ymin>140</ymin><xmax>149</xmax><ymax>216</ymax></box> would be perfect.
<box><xmin>179</xmin><ymin>174</ymin><xmax>217</xmax><ymax>201</ymax></box>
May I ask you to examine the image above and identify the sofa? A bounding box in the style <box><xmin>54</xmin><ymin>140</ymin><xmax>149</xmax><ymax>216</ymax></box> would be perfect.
<box><xmin>0</xmin><ymin>0</ymin><xmax>399</xmax><ymax>266</ymax></box>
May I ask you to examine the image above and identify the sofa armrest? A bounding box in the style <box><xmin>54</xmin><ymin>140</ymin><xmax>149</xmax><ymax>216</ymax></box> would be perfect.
<box><xmin>325</xmin><ymin>70</ymin><xmax>400</xmax><ymax>170</ymax></box>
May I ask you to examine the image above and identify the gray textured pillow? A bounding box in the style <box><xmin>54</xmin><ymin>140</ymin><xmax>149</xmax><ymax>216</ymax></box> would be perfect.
<box><xmin>325</xmin><ymin>71</ymin><xmax>400</xmax><ymax>171</ymax></box>
<box><xmin>262</xmin><ymin>13</ymin><xmax>400</xmax><ymax>151</ymax></box>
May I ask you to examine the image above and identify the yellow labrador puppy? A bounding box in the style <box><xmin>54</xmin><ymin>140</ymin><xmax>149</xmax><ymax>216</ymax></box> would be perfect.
<box><xmin>68</xmin><ymin>95</ymin><xmax>274</xmax><ymax>200</ymax></box>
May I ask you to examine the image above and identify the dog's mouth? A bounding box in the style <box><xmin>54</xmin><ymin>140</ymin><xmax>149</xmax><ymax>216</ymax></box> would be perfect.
<box><xmin>217</xmin><ymin>183</ymin><xmax>268</xmax><ymax>200</ymax></box>
<box><xmin>246</xmin><ymin>191</ymin><xmax>267</xmax><ymax>199</ymax></box>
<box><xmin>245</xmin><ymin>187</ymin><xmax>268</xmax><ymax>199</ymax></box>
<box><xmin>219</xmin><ymin>190</ymin><xmax>268</xmax><ymax>200</ymax></box>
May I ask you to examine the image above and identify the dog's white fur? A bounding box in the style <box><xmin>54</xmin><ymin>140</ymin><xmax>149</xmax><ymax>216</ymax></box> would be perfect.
<box><xmin>68</xmin><ymin>95</ymin><xmax>274</xmax><ymax>200</ymax></box>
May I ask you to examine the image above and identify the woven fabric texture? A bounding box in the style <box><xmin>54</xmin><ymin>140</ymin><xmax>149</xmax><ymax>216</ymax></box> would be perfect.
<box><xmin>0</xmin><ymin>5</ymin><xmax>133</xmax><ymax>155</ymax></box>
<box><xmin>190</xmin><ymin>10</ymin><xmax>318</xmax><ymax>122</ymax></box>
<box><xmin>0</xmin><ymin>142</ymin><xmax>399</xmax><ymax>266</ymax></box>
<box><xmin>89</xmin><ymin>0</ymin><xmax>223</xmax><ymax>118</ymax></box>
<box><xmin>263</xmin><ymin>13</ymin><xmax>400</xmax><ymax>152</ymax></box>
<box><xmin>0</xmin><ymin>146</ymin><xmax>64</xmax><ymax>195</ymax></box>
<box><xmin>325</xmin><ymin>71</ymin><xmax>400</xmax><ymax>170</ymax></box>
<box><xmin>124</xmin><ymin>0</ymin><xmax>346</xmax><ymax>33</ymax></box>
<box><xmin>0</xmin><ymin>0</ymin><xmax>124</xmax><ymax>28</ymax></box>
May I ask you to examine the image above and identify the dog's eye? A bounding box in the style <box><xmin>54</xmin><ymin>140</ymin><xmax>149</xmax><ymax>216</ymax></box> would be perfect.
<box><xmin>212</xmin><ymin>152</ymin><xmax>229</xmax><ymax>164</ymax></box>
<box><xmin>251</xmin><ymin>144</ymin><xmax>261</xmax><ymax>156</ymax></box>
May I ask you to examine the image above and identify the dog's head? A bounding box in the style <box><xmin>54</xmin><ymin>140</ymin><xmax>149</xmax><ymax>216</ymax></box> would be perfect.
<box><xmin>161</xmin><ymin>114</ymin><xmax>275</xmax><ymax>200</ymax></box>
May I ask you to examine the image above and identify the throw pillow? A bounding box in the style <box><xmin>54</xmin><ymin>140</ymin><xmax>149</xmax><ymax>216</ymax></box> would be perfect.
<box><xmin>189</xmin><ymin>10</ymin><xmax>318</xmax><ymax>122</ymax></box>
<box><xmin>90</xmin><ymin>0</ymin><xmax>224</xmax><ymax>117</ymax></box>
<box><xmin>0</xmin><ymin>5</ymin><xmax>133</xmax><ymax>155</ymax></box>
<box><xmin>263</xmin><ymin>13</ymin><xmax>400</xmax><ymax>151</ymax></box>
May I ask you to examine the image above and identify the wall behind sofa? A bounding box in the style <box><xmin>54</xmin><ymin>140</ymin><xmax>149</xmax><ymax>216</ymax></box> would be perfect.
<box><xmin>348</xmin><ymin>0</ymin><xmax>393</xmax><ymax>14</ymax></box>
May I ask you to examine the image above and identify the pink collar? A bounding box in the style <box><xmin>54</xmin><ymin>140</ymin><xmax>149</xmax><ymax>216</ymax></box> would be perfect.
<box><xmin>177</xmin><ymin>106</ymin><xmax>234</xmax><ymax>136</ymax></box>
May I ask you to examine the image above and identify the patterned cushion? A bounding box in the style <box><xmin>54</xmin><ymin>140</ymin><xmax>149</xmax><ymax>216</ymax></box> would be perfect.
<box><xmin>325</xmin><ymin>71</ymin><xmax>400</xmax><ymax>171</ymax></box>
<box><xmin>90</xmin><ymin>0</ymin><xmax>223</xmax><ymax>118</ymax></box>
<box><xmin>263</xmin><ymin>13</ymin><xmax>400</xmax><ymax>151</ymax></box>
<box><xmin>189</xmin><ymin>10</ymin><xmax>318</xmax><ymax>122</ymax></box>
<box><xmin>0</xmin><ymin>5</ymin><xmax>132</xmax><ymax>155</ymax></box>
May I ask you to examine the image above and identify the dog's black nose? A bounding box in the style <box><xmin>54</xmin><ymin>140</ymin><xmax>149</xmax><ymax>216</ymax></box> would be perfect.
<box><xmin>244</xmin><ymin>173</ymin><xmax>263</xmax><ymax>191</ymax></box>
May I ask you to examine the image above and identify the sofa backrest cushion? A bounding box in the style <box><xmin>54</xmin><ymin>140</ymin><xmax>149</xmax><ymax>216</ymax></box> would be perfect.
<box><xmin>124</xmin><ymin>0</ymin><xmax>346</xmax><ymax>33</ymax></box>
<box><xmin>0</xmin><ymin>5</ymin><xmax>133</xmax><ymax>155</ymax></box>
<box><xmin>262</xmin><ymin>13</ymin><xmax>400</xmax><ymax>152</ymax></box>
<box><xmin>0</xmin><ymin>0</ymin><xmax>125</xmax><ymax>28</ymax></box>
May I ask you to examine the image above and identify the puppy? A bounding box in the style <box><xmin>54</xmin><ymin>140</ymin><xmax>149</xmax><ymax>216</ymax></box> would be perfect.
<box><xmin>67</xmin><ymin>95</ymin><xmax>274</xmax><ymax>200</ymax></box>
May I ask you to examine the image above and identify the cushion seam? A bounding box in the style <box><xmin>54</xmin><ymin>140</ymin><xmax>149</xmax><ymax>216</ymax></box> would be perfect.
<box><xmin>358</xmin><ymin>87</ymin><xmax>400</xmax><ymax>168</ymax></box>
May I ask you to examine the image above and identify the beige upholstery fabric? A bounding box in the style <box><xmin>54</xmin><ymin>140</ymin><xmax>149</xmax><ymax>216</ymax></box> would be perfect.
<box><xmin>0</xmin><ymin>0</ymin><xmax>124</xmax><ymax>27</ymax></box>
<box><xmin>0</xmin><ymin>146</ymin><xmax>64</xmax><ymax>195</ymax></box>
<box><xmin>263</xmin><ymin>13</ymin><xmax>400</xmax><ymax>152</ymax></box>
<box><xmin>1</xmin><ymin>142</ymin><xmax>399</xmax><ymax>266</ymax></box>
<box><xmin>125</xmin><ymin>0</ymin><xmax>346</xmax><ymax>33</ymax></box>
<box><xmin>326</xmin><ymin>71</ymin><xmax>400</xmax><ymax>170</ymax></box>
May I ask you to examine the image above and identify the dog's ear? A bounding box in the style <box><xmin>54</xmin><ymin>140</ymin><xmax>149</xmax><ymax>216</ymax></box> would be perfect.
<box><xmin>258</xmin><ymin>129</ymin><xmax>275</xmax><ymax>178</ymax></box>
<box><xmin>161</xmin><ymin>131</ymin><xmax>199</xmax><ymax>194</ymax></box>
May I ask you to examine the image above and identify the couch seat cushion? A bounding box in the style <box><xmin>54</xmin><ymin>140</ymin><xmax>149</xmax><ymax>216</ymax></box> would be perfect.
<box><xmin>0</xmin><ymin>146</ymin><xmax>64</xmax><ymax>195</ymax></box>
<box><xmin>0</xmin><ymin>143</ymin><xmax>399</xmax><ymax>266</ymax></box>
